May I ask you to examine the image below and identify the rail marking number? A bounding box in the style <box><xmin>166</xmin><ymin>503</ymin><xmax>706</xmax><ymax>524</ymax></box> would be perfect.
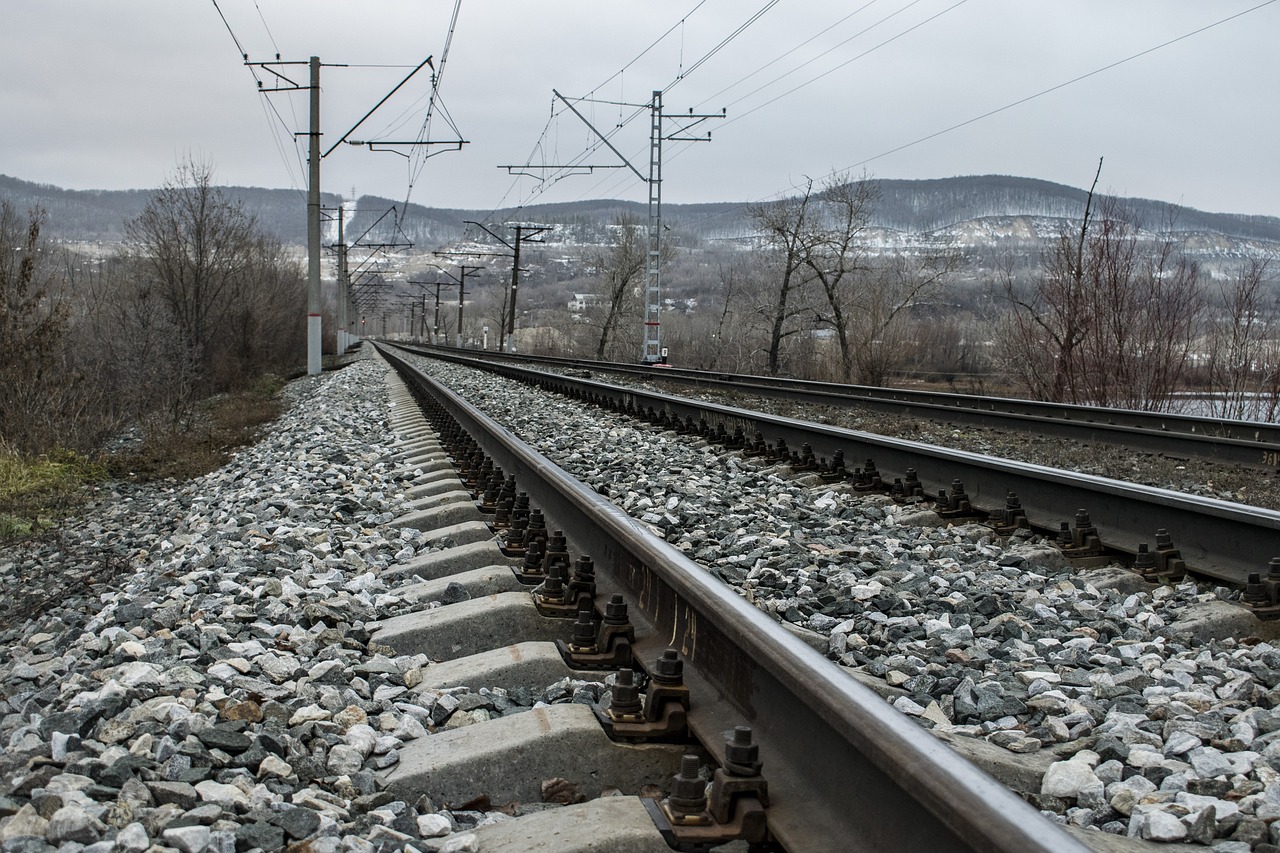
<box><xmin>670</xmin><ymin>603</ymin><xmax>697</xmax><ymax>659</ymax></box>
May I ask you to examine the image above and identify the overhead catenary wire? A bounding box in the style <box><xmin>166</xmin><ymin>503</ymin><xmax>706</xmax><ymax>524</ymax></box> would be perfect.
<box><xmin>837</xmin><ymin>0</ymin><xmax>1279</xmax><ymax>175</ymax></box>
<box><xmin>501</xmin><ymin>0</ymin><xmax>778</xmax><ymax>212</ymax></box>
<box><xmin>401</xmin><ymin>0</ymin><xmax>465</xmax><ymax>215</ymax></box>
<box><xmin>694</xmin><ymin>0</ymin><xmax>885</xmax><ymax>109</ymax></box>
<box><xmin>545</xmin><ymin>0</ymin><xmax>944</xmax><ymax>205</ymax></box>
<box><xmin>716</xmin><ymin>0</ymin><xmax>970</xmax><ymax>130</ymax></box>
<box><xmin>493</xmin><ymin>0</ymin><xmax>716</xmax><ymax>210</ymax></box>
<box><xmin>657</xmin><ymin>0</ymin><xmax>1280</xmax><ymax>233</ymax></box>
<box><xmin>209</xmin><ymin>0</ymin><xmax>306</xmax><ymax>195</ymax></box>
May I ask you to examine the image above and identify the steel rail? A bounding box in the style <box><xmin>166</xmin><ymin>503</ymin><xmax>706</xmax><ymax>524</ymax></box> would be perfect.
<box><xmin>392</xmin><ymin>345</ymin><xmax>1280</xmax><ymax>586</ymax></box>
<box><xmin>396</xmin><ymin>343</ymin><xmax>1280</xmax><ymax>469</ymax></box>
<box><xmin>379</xmin><ymin>344</ymin><xmax>1090</xmax><ymax>853</ymax></box>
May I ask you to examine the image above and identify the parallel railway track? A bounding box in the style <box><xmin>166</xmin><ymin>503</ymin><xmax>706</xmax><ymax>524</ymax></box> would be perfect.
<box><xmin>386</xmin><ymin>343</ymin><xmax>1280</xmax><ymax>589</ymax></box>
<box><xmin>396</xmin><ymin>343</ymin><xmax>1280</xmax><ymax>471</ymax></box>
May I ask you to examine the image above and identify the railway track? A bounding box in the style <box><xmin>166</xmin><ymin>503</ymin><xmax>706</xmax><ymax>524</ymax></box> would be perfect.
<box><xmin>4</xmin><ymin>346</ymin><xmax>1272</xmax><ymax>850</ymax></box>
<box><xmin>385</xmin><ymin>344</ymin><xmax>1280</xmax><ymax>592</ymax></box>
<box><xmin>395</xmin><ymin>343</ymin><xmax>1280</xmax><ymax>471</ymax></box>
<box><xmin>374</xmin><ymin>343</ymin><xmax>1092</xmax><ymax>851</ymax></box>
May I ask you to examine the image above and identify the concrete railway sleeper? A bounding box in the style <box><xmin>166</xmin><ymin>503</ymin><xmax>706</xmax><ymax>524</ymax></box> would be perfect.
<box><xmin>375</xmin><ymin>345</ymin><xmax>1090</xmax><ymax>852</ymax></box>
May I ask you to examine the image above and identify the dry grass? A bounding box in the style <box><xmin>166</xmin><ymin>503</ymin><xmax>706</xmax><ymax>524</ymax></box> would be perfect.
<box><xmin>0</xmin><ymin>448</ymin><xmax>107</xmax><ymax>541</ymax></box>
<box><xmin>105</xmin><ymin>377</ymin><xmax>285</xmax><ymax>483</ymax></box>
<box><xmin>1</xmin><ymin>378</ymin><xmax>285</xmax><ymax>543</ymax></box>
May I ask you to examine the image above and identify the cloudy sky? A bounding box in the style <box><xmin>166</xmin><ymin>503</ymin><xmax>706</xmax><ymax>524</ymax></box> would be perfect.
<box><xmin>3</xmin><ymin>0</ymin><xmax>1276</xmax><ymax>217</ymax></box>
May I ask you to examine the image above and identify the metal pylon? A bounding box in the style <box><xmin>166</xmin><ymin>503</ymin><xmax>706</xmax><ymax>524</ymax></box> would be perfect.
<box><xmin>643</xmin><ymin>90</ymin><xmax>665</xmax><ymax>364</ymax></box>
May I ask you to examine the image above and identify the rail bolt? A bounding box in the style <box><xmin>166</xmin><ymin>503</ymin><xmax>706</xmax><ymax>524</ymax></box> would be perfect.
<box><xmin>608</xmin><ymin>669</ymin><xmax>644</xmax><ymax>719</ymax></box>
<box><xmin>667</xmin><ymin>754</ymin><xmax>710</xmax><ymax>818</ymax></box>
<box><xmin>569</xmin><ymin>607</ymin><xmax>597</xmax><ymax>652</ymax></box>
<box><xmin>604</xmin><ymin>592</ymin><xmax>629</xmax><ymax>625</ymax></box>
<box><xmin>1245</xmin><ymin>572</ymin><xmax>1270</xmax><ymax>607</ymax></box>
<box><xmin>652</xmin><ymin>648</ymin><xmax>684</xmax><ymax>685</ymax></box>
<box><xmin>723</xmin><ymin>726</ymin><xmax>762</xmax><ymax>776</ymax></box>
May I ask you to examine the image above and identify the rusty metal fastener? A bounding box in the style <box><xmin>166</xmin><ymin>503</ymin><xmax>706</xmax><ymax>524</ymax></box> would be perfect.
<box><xmin>1245</xmin><ymin>572</ymin><xmax>1270</xmax><ymax>607</ymax></box>
<box><xmin>568</xmin><ymin>607</ymin><xmax>596</xmax><ymax>652</ymax></box>
<box><xmin>666</xmin><ymin>754</ymin><xmax>710</xmax><ymax>821</ymax></box>
<box><xmin>558</xmin><ymin>592</ymin><xmax>634</xmax><ymax>669</ymax></box>
<box><xmin>607</xmin><ymin>668</ymin><xmax>644</xmax><ymax>721</ymax></box>
<box><xmin>723</xmin><ymin>726</ymin><xmax>761</xmax><ymax>776</ymax></box>
<box><xmin>651</xmin><ymin>648</ymin><xmax>683</xmax><ymax>685</ymax></box>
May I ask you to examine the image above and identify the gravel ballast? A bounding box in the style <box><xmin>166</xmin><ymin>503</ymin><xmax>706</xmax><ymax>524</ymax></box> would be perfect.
<box><xmin>0</xmin><ymin>354</ymin><xmax>607</xmax><ymax>853</ymax></box>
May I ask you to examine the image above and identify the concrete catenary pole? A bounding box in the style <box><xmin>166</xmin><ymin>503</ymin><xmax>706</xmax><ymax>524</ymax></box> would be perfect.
<box><xmin>306</xmin><ymin>56</ymin><xmax>323</xmax><ymax>375</ymax></box>
<box><xmin>336</xmin><ymin>205</ymin><xmax>348</xmax><ymax>355</ymax></box>
<box><xmin>506</xmin><ymin>225</ymin><xmax>523</xmax><ymax>352</ymax></box>
<box><xmin>456</xmin><ymin>267</ymin><xmax>467</xmax><ymax>348</ymax></box>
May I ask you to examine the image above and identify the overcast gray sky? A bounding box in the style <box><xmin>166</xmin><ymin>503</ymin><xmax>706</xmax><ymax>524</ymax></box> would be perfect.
<box><xmin>3</xmin><ymin>1</ymin><xmax>1276</xmax><ymax>217</ymax></box>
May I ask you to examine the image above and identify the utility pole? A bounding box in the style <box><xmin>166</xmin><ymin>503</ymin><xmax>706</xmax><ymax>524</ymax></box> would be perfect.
<box><xmin>428</xmin><ymin>261</ymin><xmax>484</xmax><ymax>348</ymax></box>
<box><xmin>456</xmin><ymin>265</ymin><xmax>477</xmax><ymax>348</ymax></box>
<box><xmin>410</xmin><ymin>279</ymin><xmax>459</xmax><ymax>345</ymax></box>
<box><xmin>244</xmin><ymin>52</ymin><xmax>439</xmax><ymax>373</ymax></box>
<box><xmin>307</xmin><ymin>57</ymin><xmax>322</xmax><ymax>374</ymax></box>
<box><xmin>464</xmin><ymin>221</ymin><xmax>551</xmax><ymax>352</ymax></box>
<box><xmin>642</xmin><ymin>90</ymin><xmax>722</xmax><ymax>363</ymax></box>
<box><xmin>335</xmin><ymin>205</ymin><xmax>349</xmax><ymax>355</ymax></box>
<box><xmin>523</xmin><ymin>90</ymin><xmax>723</xmax><ymax>363</ymax></box>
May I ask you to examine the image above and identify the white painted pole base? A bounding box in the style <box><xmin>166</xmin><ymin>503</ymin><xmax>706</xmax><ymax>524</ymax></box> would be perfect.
<box><xmin>308</xmin><ymin>314</ymin><xmax>322</xmax><ymax>376</ymax></box>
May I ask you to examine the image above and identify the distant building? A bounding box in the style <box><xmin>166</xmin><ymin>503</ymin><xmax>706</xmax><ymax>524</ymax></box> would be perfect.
<box><xmin>568</xmin><ymin>292</ymin><xmax>605</xmax><ymax>313</ymax></box>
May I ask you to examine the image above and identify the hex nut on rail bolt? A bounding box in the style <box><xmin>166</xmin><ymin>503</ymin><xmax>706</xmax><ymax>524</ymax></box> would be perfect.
<box><xmin>645</xmin><ymin>730</ymin><xmax>772</xmax><ymax>851</ymax></box>
<box><xmin>666</xmin><ymin>755</ymin><xmax>712</xmax><ymax>825</ymax></box>
<box><xmin>557</xmin><ymin>593</ymin><xmax>636</xmax><ymax>669</ymax></box>
<box><xmin>1152</xmin><ymin>528</ymin><xmax>1187</xmax><ymax>580</ymax></box>
<box><xmin>597</xmin><ymin>649</ymin><xmax>690</xmax><ymax>742</ymax></box>
<box><xmin>987</xmin><ymin>491</ymin><xmax>1030</xmax><ymax>535</ymax></box>
<box><xmin>1239</xmin><ymin>558</ymin><xmax>1280</xmax><ymax>620</ymax></box>
<box><xmin>1057</xmin><ymin>509</ymin><xmax>1107</xmax><ymax>566</ymax></box>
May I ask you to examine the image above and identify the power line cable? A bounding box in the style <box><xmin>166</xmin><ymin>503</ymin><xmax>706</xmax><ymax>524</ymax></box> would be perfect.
<box><xmin>694</xmin><ymin>0</ymin><xmax>884</xmax><ymax>109</ymax></box>
<box><xmin>720</xmin><ymin>0</ymin><xmax>969</xmax><ymax>127</ymax></box>
<box><xmin>251</xmin><ymin>0</ymin><xmax>281</xmax><ymax>57</ymax></box>
<box><xmin>665</xmin><ymin>0</ymin><xmax>781</xmax><ymax>90</ymax></box>
<box><xmin>209</xmin><ymin>0</ymin><xmax>306</xmax><ymax>194</ymax></box>
<box><xmin>838</xmin><ymin>0</ymin><xmax>1279</xmax><ymax>173</ymax></box>
<box><xmin>537</xmin><ymin>0</ymin><xmax>908</xmax><ymax>203</ymax></box>
<box><xmin>558</xmin><ymin>0</ymin><xmax>942</xmax><ymax>204</ymax></box>
<box><xmin>585</xmin><ymin>0</ymin><xmax>707</xmax><ymax>100</ymax></box>
<box><xmin>659</xmin><ymin>0</ymin><xmax>1280</xmax><ymax>233</ymax></box>
<box><xmin>504</xmin><ymin>0</ymin><xmax>778</xmax><ymax>211</ymax></box>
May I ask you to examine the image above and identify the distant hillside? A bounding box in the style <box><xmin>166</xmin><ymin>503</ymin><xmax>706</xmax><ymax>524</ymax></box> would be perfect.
<box><xmin>870</xmin><ymin>175</ymin><xmax>1280</xmax><ymax>243</ymax></box>
<box><xmin>363</xmin><ymin>175</ymin><xmax>1280</xmax><ymax>247</ymax></box>
<box><xmin>6</xmin><ymin>172</ymin><xmax>1280</xmax><ymax>251</ymax></box>
<box><xmin>0</xmin><ymin>175</ymin><xmax>340</xmax><ymax>244</ymax></box>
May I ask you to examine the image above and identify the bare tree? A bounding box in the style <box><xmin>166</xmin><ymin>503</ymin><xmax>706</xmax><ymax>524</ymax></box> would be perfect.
<box><xmin>1203</xmin><ymin>258</ymin><xmax>1280</xmax><ymax>420</ymax></box>
<box><xmin>125</xmin><ymin>159</ymin><xmax>262</xmax><ymax>393</ymax></box>
<box><xmin>1002</xmin><ymin>161</ymin><xmax>1205</xmax><ymax>410</ymax></box>
<box><xmin>804</xmin><ymin>176</ymin><xmax>879</xmax><ymax>380</ymax></box>
<box><xmin>585</xmin><ymin>213</ymin><xmax>647</xmax><ymax>360</ymax></box>
<box><xmin>749</xmin><ymin>180</ymin><xmax>821</xmax><ymax>375</ymax></box>
<box><xmin>848</xmin><ymin>250</ymin><xmax>960</xmax><ymax>386</ymax></box>
<box><xmin>0</xmin><ymin>203</ymin><xmax>75</xmax><ymax>453</ymax></box>
<box><xmin>1002</xmin><ymin>161</ymin><xmax>1103</xmax><ymax>403</ymax></box>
